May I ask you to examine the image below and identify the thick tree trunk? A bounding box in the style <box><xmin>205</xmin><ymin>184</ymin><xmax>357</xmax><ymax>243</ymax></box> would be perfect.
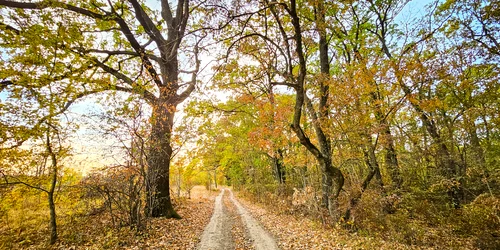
<box><xmin>146</xmin><ymin>98</ymin><xmax>180</xmax><ymax>219</ymax></box>
<box><xmin>322</xmin><ymin>160</ymin><xmax>344</xmax><ymax>212</ymax></box>
<box><xmin>283</xmin><ymin>0</ymin><xmax>344</xmax><ymax>219</ymax></box>
<box><xmin>315</xmin><ymin>0</ymin><xmax>344</xmax><ymax>212</ymax></box>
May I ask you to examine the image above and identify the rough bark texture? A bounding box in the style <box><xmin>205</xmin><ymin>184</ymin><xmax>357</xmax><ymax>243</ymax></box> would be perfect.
<box><xmin>147</xmin><ymin>99</ymin><xmax>180</xmax><ymax>218</ymax></box>
<box><xmin>287</xmin><ymin>0</ymin><xmax>346</xmax><ymax>213</ymax></box>
<box><xmin>315</xmin><ymin>0</ymin><xmax>345</xmax><ymax>211</ymax></box>
<box><xmin>285</xmin><ymin>0</ymin><xmax>345</xmax><ymax>214</ymax></box>
<box><xmin>48</xmin><ymin>193</ymin><xmax>57</xmax><ymax>244</ymax></box>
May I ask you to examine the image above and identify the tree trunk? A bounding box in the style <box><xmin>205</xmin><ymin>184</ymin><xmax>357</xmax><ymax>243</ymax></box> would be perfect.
<box><xmin>214</xmin><ymin>169</ymin><xmax>217</xmax><ymax>189</ymax></box>
<box><xmin>383</xmin><ymin>129</ymin><xmax>402</xmax><ymax>188</ymax></box>
<box><xmin>146</xmin><ymin>97</ymin><xmax>180</xmax><ymax>219</ymax></box>
<box><xmin>369</xmin><ymin>88</ymin><xmax>401</xmax><ymax>188</ymax></box>
<box><xmin>272</xmin><ymin>150</ymin><xmax>286</xmax><ymax>184</ymax></box>
<box><xmin>466</xmin><ymin>117</ymin><xmax>486</xmax><ymax>169</ymax></box>
<box><xmin>128</xmin><ymin>175</ymin><xmax>139</xmax><ymax>228</ymax></box>
<box><xmin>48</xmin><ymin>192</ymin><xmax>57</xmax><ymax>245</ymax></box>
<box><xmin>369</xmin><ymin>0</ymin><xmax>465</xmax><ymax>206</ymax></box>
<box><xmin>281</xmin><ymin>0</ymin><xmax>344</xmax><ymax>219</ymax></box>
<box><xmin>316</xmin><ymin>0</ymin><xmax>344</xmax><ymax>212</ymax></box>
<box><xmin>376</xmin><ymin>105</ymin><xmax>402</xmax><ymax>188</ymax></box>
<box><xmin>410</xmin><ymin>87</ymin><xmax>464</xmax><ymax>208</ymax></box>
<box><xmin>323</xmin><ymin>160</ymin><xmax>344</xmax><ymax>218</ymax></box>
<box><xmin>46</xmin><ymin>130</ymin><xmax>58</xmax><ymax>245</ymax></box>
<box><xmin>343</xmin><ymin>135</ymin><xmax>383</xmax><ymax>221</ymax></box>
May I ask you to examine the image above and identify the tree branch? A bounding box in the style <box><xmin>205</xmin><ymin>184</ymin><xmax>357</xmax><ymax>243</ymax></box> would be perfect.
<box><xmin>128</xmin><ymin>0</ymin><xmax>167</xmax><ymax>52</ymax></box>
<box><xmin>91</xmin><ymin>58</ymin><xmax>157</xmax><ymax>103</ymax></box>
<box><xmin>161</xmin><ymin>0</ymin><xmax>174</xmax><ymax>28</ymax></box>
<box><xmin>0</xmin><ymin>80</ymin><xmax>14</xmax><ymax>91</ymax></box>
<box><xmin>175</xmin><ymin>38</ymin><xmax>201</xmax><ymax>104</ymax></box>
<box><xmin>80</xmin><ymin>48</ymin><xmax>162</xmax><ymax>63</ymax></box>
<box><xmin>0</xmin><ymin>0</ymin><xmax>109</xmax><ymax>19</ymax></box>
<box><xmin>112</xmin><ymin>14</ymin><xmax>163</xmax><ymax>87</ymax></box>
<box><xmin>271</xmin><ymin>81</ymin><xmax>297</xmax><ymax>89</ymax></box>
<box><xmin>0</xmin><ymin>21</ymin><xmax>20</xmax><ymax>34</ymax></box>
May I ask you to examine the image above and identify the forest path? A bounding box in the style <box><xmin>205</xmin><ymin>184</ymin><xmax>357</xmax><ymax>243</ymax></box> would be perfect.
<box><xmin>198</xmin><ymin>188</ymin><xmax>279</xmax><ymax>250</ymax></box>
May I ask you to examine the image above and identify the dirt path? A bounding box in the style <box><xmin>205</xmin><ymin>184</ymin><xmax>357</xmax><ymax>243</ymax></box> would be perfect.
<box><xmin>198</xmin><ymin>188</ymin><xmax>279</xmax><ymax>250</ymax></box>
<box><xmin>198</xmin><ymin>189</ymin><xmax>234</xmax><ymax>250</ymax></box>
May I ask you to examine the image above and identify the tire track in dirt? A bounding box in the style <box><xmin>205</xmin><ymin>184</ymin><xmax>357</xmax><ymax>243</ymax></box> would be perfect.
<box><xmin>228</xmin><ymin>189</ymin><xmax>279</xmax><ymax>250</ymax></box>
<box><xmin>198</xmin><ymin>188</ymin><xmax>279</xmax><ymax>250</ymax></box>
<box><xmin>198</xmin><ymin>189</ymin><xmax>234</xmax><ymax>250</ymax></box>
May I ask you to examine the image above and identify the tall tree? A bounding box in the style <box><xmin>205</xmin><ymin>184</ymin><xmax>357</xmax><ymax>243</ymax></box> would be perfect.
<box><xmin>216</xmin><ymin>0</ymin><xmax>345</xmax><ymax>215</ymax></box>
<box><xmin>0</xmin><ymin>0</ymin><xmax>205</xmax><ymax>218</ymax></box>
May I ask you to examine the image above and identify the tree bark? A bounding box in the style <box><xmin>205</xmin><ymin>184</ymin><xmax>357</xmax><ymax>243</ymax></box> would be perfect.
<box><xmin>315</xmin><ymin>0</ymin><xmax>344</xmax><ymax>211</ymax></box>
<box><xmin>46</xmin><ymin>129</ymin><xmax>58</xmax><ymax>245</ymax></box>
<box><xmin>146</xmin><ymin>97</ymin><xmax>180</xmax><ymax>218</ymax></box>
<box><xmin>272</xmin><ymin>150</ymin><xmax>286</xmax><ymax>184</ymax></box>
<box><xmin>0</xmin><ymin>0</ymin><xmax>200</xmax><ymax>219</ymax></box>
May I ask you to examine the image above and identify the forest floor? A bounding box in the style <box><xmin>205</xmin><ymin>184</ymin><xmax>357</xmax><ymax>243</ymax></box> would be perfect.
<box><xmin>2</xmin><ymin>186</ymin><xmax>479</xmax><ymax>249</ymax></box>
<box><xmin>235</xmin><ymin>193</ymin><xmax>477</xmax><ymax>250</ymax></box>
<box><xmin>1</xmin><ymin>186</ymin><xmax>217</xmax><ymax>249</ymax></box>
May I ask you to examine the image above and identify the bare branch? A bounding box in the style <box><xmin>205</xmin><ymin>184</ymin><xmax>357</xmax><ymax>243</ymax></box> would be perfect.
<box><xmin>271</xmin><ymin>81</ymin><xmax>297</xmax><ymax>89</ymax></box>
<box><xmin>0</xmin><ymin>80</ymin><xmax>14</xmax><ymax>91</ymax></box>
<box><xmin>175</xmin><ymin>38</ymin><xmax>201</xmax><ymax>104</ymax></box>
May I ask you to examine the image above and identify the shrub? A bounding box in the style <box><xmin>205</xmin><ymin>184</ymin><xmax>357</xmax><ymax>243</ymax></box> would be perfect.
<box><xmin>461</xmin><ymin>194</ymin><xmax>500</xmax><ymax>249</ymax></box>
